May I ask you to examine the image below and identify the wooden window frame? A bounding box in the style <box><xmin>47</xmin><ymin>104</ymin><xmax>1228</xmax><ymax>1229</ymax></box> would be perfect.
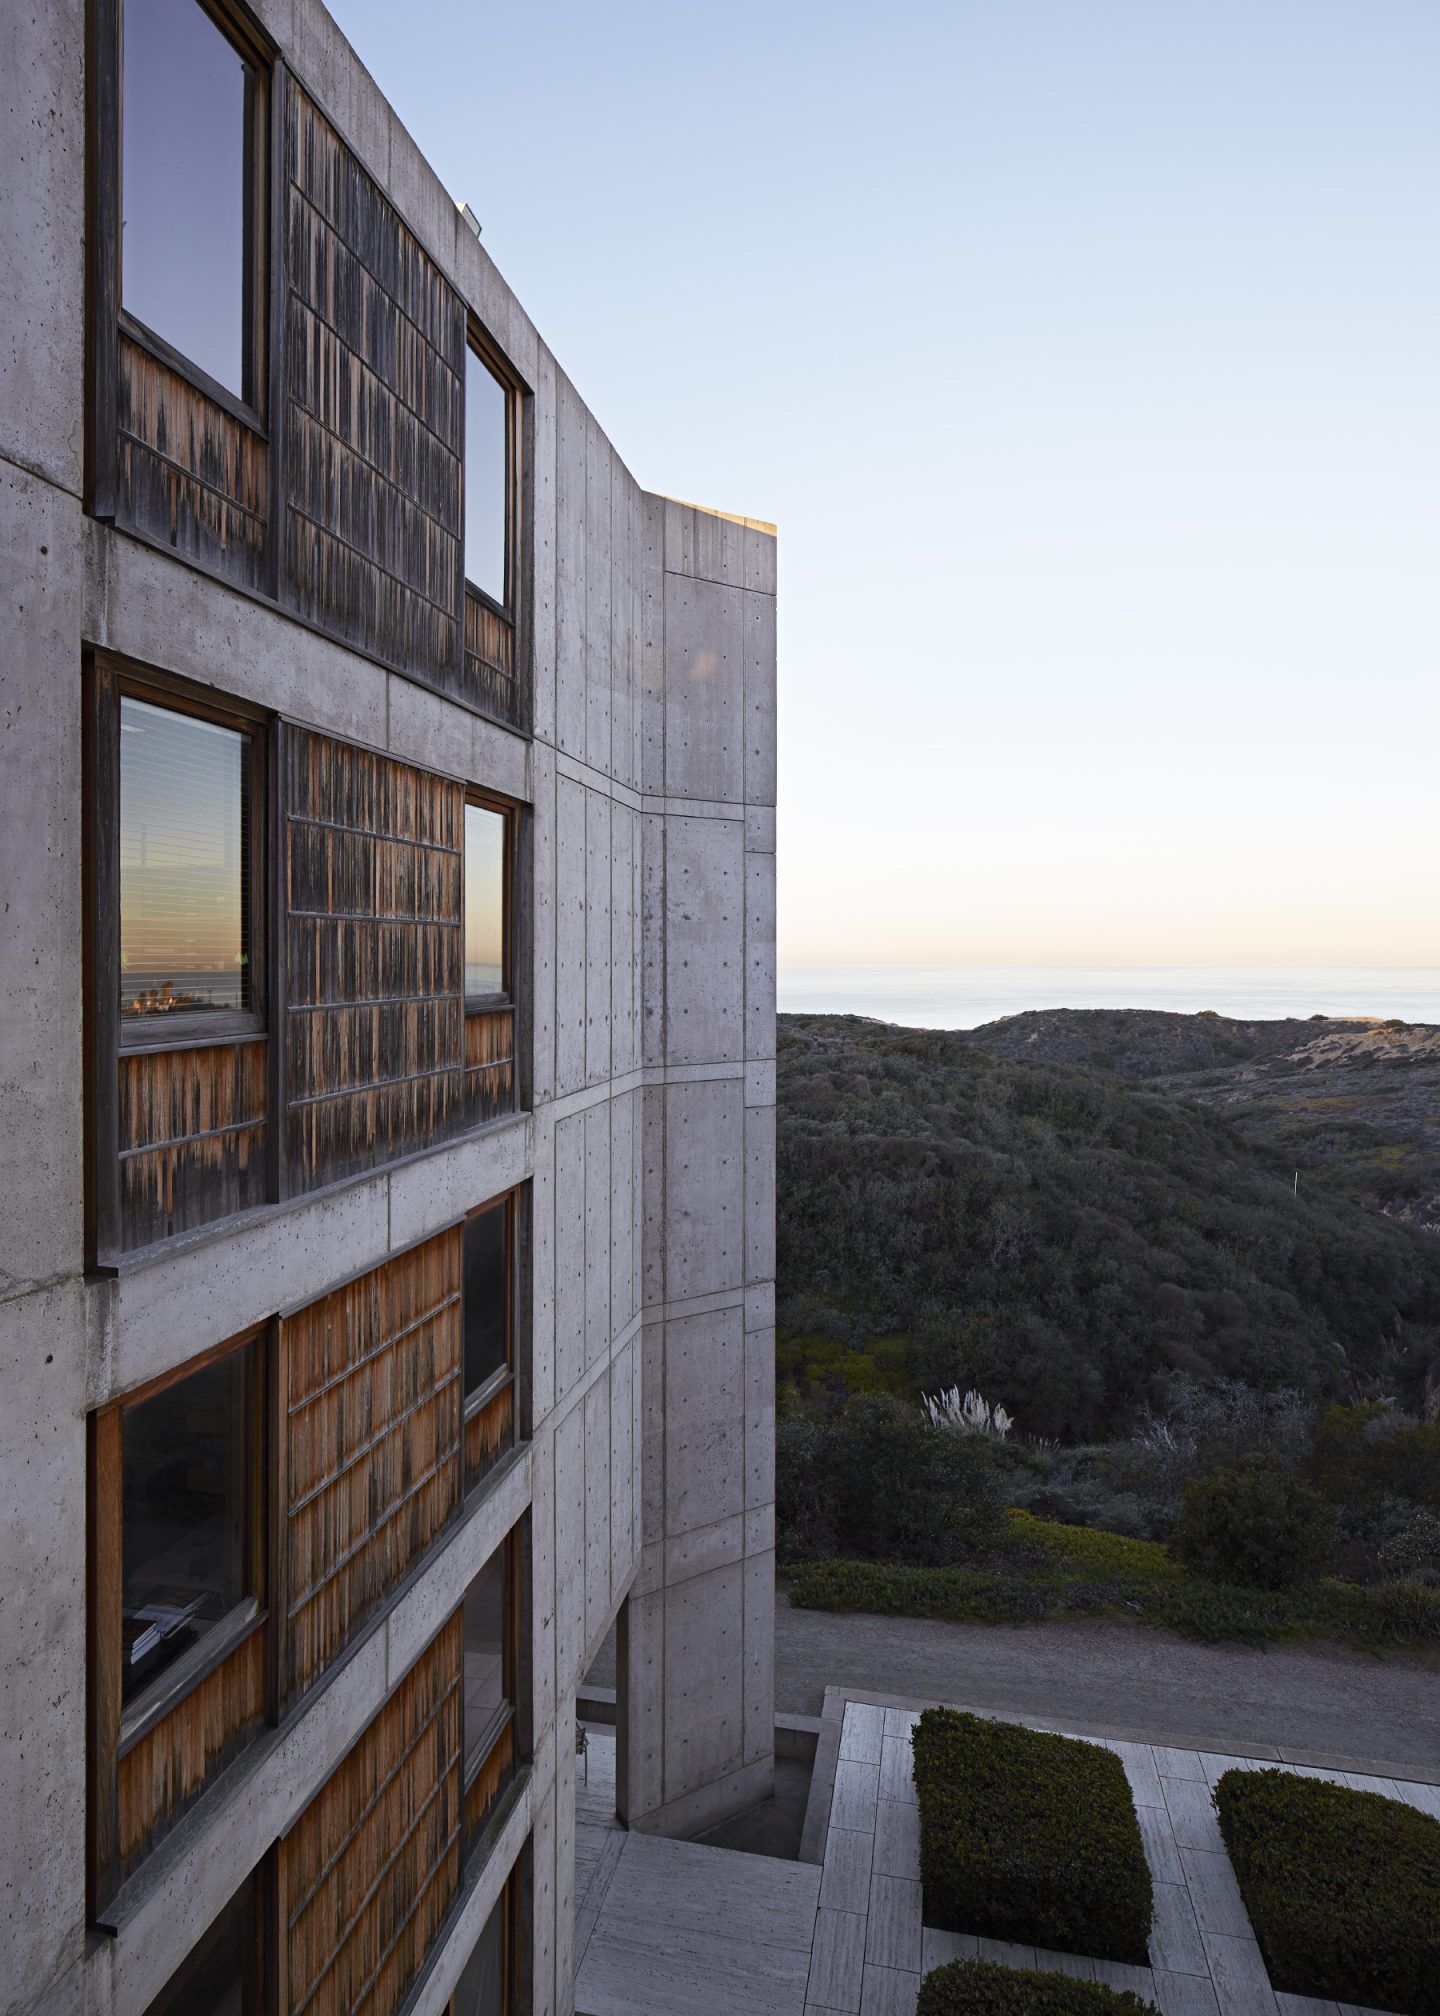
<box><xmin>86</xmin><ymin>655</ymin><xmax>273</xmax><ymax>1261</ymax></box>
<box><xmin>463</xmin><ymin>788</ymin><xmax>517</xmax><ymax>1016</ymax></box>
<box><xmin>100</xmin><ymin>0</ymin><xmax>273</xmax><ymax>440</ymax></box>
<box><xmin>462</xmin><ymin>325</ymin><xmax>523</xmax><ymax>627</ymax></box>
<box><xmin>88</xmin><ymin>1323</ymin><xmax>271</xmax><ymax>1918</ymax></box>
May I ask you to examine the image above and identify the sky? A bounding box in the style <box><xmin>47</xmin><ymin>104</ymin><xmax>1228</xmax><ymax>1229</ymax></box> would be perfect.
<box><xmin>332</xmin><ymin>0</ymin><xmax>1440</xmax><ymax>972</ymax></box>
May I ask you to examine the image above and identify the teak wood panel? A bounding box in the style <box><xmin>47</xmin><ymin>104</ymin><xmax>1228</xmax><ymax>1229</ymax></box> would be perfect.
<box><xmin>117</xmin><ymin>331</ymin><xmax>270</xmax><ymax>592</ymax></box>
<box><xmin>462</xmin><ymin>1715</ymin><xmax>515</xmax><ymax>1852</ymax></box>
<box><xmin>462</xmin><ymin>590</ymin><xmax>520</xmax><ymax>729</ymax></box>
<box><xmin>283</xmin><ymin>728</ymin><xmax>509</xmax><ymax>1188</ymax></box>
<box><xmin>281</xmin><ymin>1615</ymin><xmax>462</xmax><ymax>2016</ymax></box>
<box><xmin>117</xmin><ymin>1038</ymin><xmax>268</xmax><ymax>1248</ymax></box>
<box><xmin>464</xmin><ymin>1380</ymin><xmax>514</xmax><ymax>1497</ymax></box>
<box><xmin>116</xmin><ymin>1627</ymin><xmax>267</xmax><ymax>1879</ymax></box>
<box><xmin>281</xmin><ymin>1229</ymin><xmax>463</xmax><ymax>1702</ymax></box>
<box><xmin>280</xmin><ymin>86</ymin><xmax>464</xmax><ymax>681</ymax></box>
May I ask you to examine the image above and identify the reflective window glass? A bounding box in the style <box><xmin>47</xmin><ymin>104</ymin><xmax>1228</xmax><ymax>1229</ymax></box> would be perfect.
<box><xmin>462</xmin><ymin>1549</ymin><xmax>507</xmax><ymax>1771</ymax></box>
<box><xmin>452</xmin><ymin>1888</ymin><xmax>506</xmax><ymax>2016</ymax></box>
<box><xmin>463</xmin><ymin>1205</ymin><xmax>508</xmax><ymax>1397</ymax></box>
<box><xmin>464</xmin><ymin>347</ymin><xmax>508</xmax><ymax>602</ymax></box>
<box><xmin>122</xmin><ymin>1342</ymin><xmax>255</xmax><ymax>1705</ymax></box>
<box><xmin>144</xmin><ymin>1873</ymin><xmax>256</xmax><ymax>2015</ymax></box>
<box><xmin>122</xmin><ymin>0</ymin><xmax>251</xmax><ymax>397</ymax></box>
<box><xmin>464</xmin><ymin>803</ymin><xmax>505</xmax><ymax>1000</ymax></box>
<box><xmin>120</xmin><ymin>697</ymin><xmax>250</xmax><ymax>1021</ymax></box>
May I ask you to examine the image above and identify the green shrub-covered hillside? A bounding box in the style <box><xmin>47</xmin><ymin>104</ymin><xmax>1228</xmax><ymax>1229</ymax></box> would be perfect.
<box><xmin>918</xmin><ymin>1958</ymin><xmax>1158</xmax><ymax>2016</ymax></box>
<box><xmin>777</xmin><ymin>1016</ymin><xmax>1440</xmax><ymax>1440</ymax></box>
<box><xmin>1215</xmin><ymin>1768</ymin><xmax>1440</xmax><ymax>2016</ymax></box>
<box><xmin>912</xmin><ymin>1708</ymin><xmax>1152</xmax><ymax>1963</ymax></box>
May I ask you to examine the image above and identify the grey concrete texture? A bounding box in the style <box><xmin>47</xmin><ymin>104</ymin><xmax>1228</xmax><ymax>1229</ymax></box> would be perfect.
<box><xmin>776</xmin><ymin>1600</ymin><xmax>1440</xmax><ymax>1783</ymax></box>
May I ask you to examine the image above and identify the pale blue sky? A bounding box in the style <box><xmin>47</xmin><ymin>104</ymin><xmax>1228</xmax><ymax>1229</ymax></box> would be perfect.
<box><xmin>333</xmin><ymin>0</ymin><xmax>1439</xmax><ymax>969</ymax></box>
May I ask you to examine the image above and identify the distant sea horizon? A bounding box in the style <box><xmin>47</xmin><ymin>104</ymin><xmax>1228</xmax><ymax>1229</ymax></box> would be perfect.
<box><xmin>777</xmin><ymin>965</ymin><xmax>1440</xmax><ymax>1031</ymax></box>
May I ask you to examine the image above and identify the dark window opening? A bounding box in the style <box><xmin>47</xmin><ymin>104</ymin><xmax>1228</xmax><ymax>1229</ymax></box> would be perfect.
<box><xmin>121</xmin><ymin>0</ymin><xmax>255</xmax><ymax>400</ymax></box>
<box><xmin>464</xmin><ymin>345</ymin><xmax>509</xmax><ymax>606</ymax></box>
<box><xmin>463</xmin><ymin>1203</ymin><xmax>509</xmax><ymax>1399</ymax></box>
<box><xmin>120</xmin><ymin>696</ymin><xmax>252</xmax><ymax>1022</ymax></box>
<box><xmin>143</xmin><ymin>1871</ymin><xmax>260</xmax><ymax>2015</ymax></box>
<box><xmin>462</xmin><ymin>1548</ymin><xmax>508</xmax><ymax>1777</ymax></box>
<box><xmin>464</xmin><ymin>801</ymin><xmax>507</xmax><ymax>1005</ymax></box>
<box><xmin>121</xmin><ymin>1340</ymin><xmax>258</xmax><ymax>1707</ymax></box>
<box><xmin>451</xmin><ymin>1884</ymin><xmax>509</xmax><ymax>2016</ymax></box>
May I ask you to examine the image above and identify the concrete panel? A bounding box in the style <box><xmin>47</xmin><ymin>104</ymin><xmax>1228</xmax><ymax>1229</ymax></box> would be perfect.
<box><xmin>744</xmin><ymin>525</ymin><xmax>778</xmax><ymax>598</ymax></box>
<box><xmin>553</xmin><ymin>1111</ymin><xmax>587</xmax><ymax>1404</ymax></box>
<box><xmin>0</xmin><ymin>1282</ymin><xmax>87</xmax><ymax>2000</ymax></box>
<box><xmin>663</xmin><ymin>1562</ymin><xmax>744</xmax><ymax>1796</ymax></box>
<box><xmin>584</xmin><ymin>1101</ymin><xmax>611</xmax><ymax>1369</ymax></box>
<box><xmin>385</xmin><ymin>667</ymin><xmax>473</xmax><ymax>785</ymax></box>
<box><xmin>610</xmin><ymin>805</ymin><xmax>636</xmax><ymax>1075</ymax></box>
<box><xmin>692</xmin><ymin>506</ymin><xmax>747</xmax><ymax>590</ymax></box>
<box><xmin>556</xmin><ymin>771</ymin><xmax>588</xmax><ymax>1095</ymax></box>
<box><xmin>665</xmin><ymin>815</ymin><xmax>745</xmax><ymax>1065</ymax></box>
<box><xmin>743</xmin><ymin>1551</ymin><xmax>776</xmax><ymax>1767</ymax></box>
<box><xmin>385</xmin><ymin>1112</ymin><xmax>531</xmax><ymax>1252</ymax></box>
<box><xmin>0</xmin><ymin>468</ymin><xmax>84</xmax><ymax>1299</ymax></box>
<box><xmin>555</xmin><ymin>1403</ymin><xmax>587</xmax><ymax>1693</ymax></box>
<box><xmin>664</xmin><ymin>1512</ymin><xmax>744</xmax><ymax>1586</ymax></box>
<box><xmin>531</xmin><ymin>1124</ymin><xmax>557</xmax><ymax>1423</ymax></box>
<box><xmin>640</xmin><ymin>812</ymin><xmax>667</xmax><ymax>1070</ymax></box>
<box><xmin>663</xmin><ymin>1306</ymin><xmax>744</xmax><ymax>1536</ymax></box>
<box><xmin>745</xmin><ymin>848</ymin><xmax>778</xmax><ymax>1064</ymax></box>
<box><xmin>609</xmin><ymin>1092</ymin><xmax>635</xmax><ymax>1342</ymax></box>
<box><xmin>0</xmin><ymin>0</ymin><xmax>85</xmax><ymax>495</ymax></box>
<box><xmin>745</xmin><ymin>1322</ymin><xmax>777</xmax><ymax>1515</ymax></box>
<box><xmin>743</xmin><ymin>588</ymin><xmax>779</xmax><ymax>809</ymax></box>
<box><xmin>609</xmin><ymin>469</ymin><xmax>633</xmax><ymax>792</ymax></box>
<box><xmin>640</xmin><ymin>1083</ymin><xmax>667</xmax><ymax>1307</ymax></box>
<box><xmin>531</xmin><ymin>1423</ymin><xmax>558</xmax><ymax>1741</ymax></box>
<box><xmin>639</xmin><ymin>1320</ymin><xmax>667</xmax><ymax>1545</ymax></box>
<box><xmin>610</xmin><ymin>1341</ymin><xmax>635</xmax><ymax>1595</ymax></box>
<box><xmin>584</xmin><ymin>1375</ymin><xmax>611</xmax><ymax>1650</ymax></box>
<box><xmin>664</xmin><ymin>1079</ymin><xmax>745</xmax><ymax>1302</ymax></box>
<box><xmin>555</xmin><ymin>372</ymin><xmax>588</xmax><ymax>759</ymax></box>
<box><xmin>531</xmin><ymin>345</ymin><xmax>559</xmax><ymax>747</ymax></box>
<box><xmin>585</xmin><ymin>417</ymin><xmax>612</xmax><ymax>775</ymax></box>
<box><xmin>585</xmin><ymin>790</ymin><xmax>612</xmax><ymax>1084</ymax></box>
<box><xmin>531</xmin><ymin>1777</ymin><xmax>559</xmax><ymax>2016</ymax></box>
<box><xmin>531</xmin><ymin>738</ymin><xmax>558</xmax><ymax>1107</ymax></box>
<box><xmin>639</xmin><ymin>492</ymin><xmax>667</xmax><ymax>797</ymax></box>
<box><xmin>555</xmin><ymin>1718</ymin><xmax>578</xmax><ymax>2012</ymax></box>
<box><xmin>662</xmin><ymin>572</ymin><xmax>745</xmax><ymax>803</ymax></box>
<box><xmin>745</xmin><ymin>1103</ymin><xmax>778</xmax><ymax>1287</ymax></box>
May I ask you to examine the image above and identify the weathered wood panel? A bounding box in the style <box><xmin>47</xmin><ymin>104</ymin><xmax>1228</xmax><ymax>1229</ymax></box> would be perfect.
<box><xmin>283</xmin><ymin>729</ymin><xmax>508</xmax><ymax>1188</ymax></box>
<box><xmin>464</xmin><ymin>1380</ymin><xmax>514</xmax><ymax>1498</ymax></box>
<box><xmin>281</xmin><ymin>1230</ymin><xmax>463</xmax><ymax>1702</ymax></box>
<box><xmin>117</xmin><ymin>331</ymin><xmax>269</xmax><ymax>591</ymax></box>
<box><xmin>116</xmin><ymin>1625</ymin><xmax>266</xmax><ymax>1877</ymax></box>
<box><xmin>282</xmin><ymin>1615</ymin><xmax>462</xmax><ymax>2016</ymax></box>
<box><xmin>118</xmin><ymin>1038</ymin><xmax>268</xmax><ymax>1249</ymax></box>
<box><xmin>462</xmin><ymin>1715</ymin><xmax>515</xmax><ymax>1853</ymax></box>
<box><xmin>280</xmin><ymin>86</ymin><xmax>463</xmax><ymax>682</ymax></box>
<box><xmin>463</xmin><ymin>590</ymin><xmax>521</xmax><ymax>729</ymax></box>
<box><xmin>465</xmin><ymin>1006</ymin><xmax>516</xmax><ymax>1127</ymax></box>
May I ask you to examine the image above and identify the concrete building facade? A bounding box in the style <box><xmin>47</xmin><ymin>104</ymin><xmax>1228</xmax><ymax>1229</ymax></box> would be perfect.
<box><xmin>0</xmin><ymin>1</ymin><xmax>776</xmax><ymax>2010</ymax></box>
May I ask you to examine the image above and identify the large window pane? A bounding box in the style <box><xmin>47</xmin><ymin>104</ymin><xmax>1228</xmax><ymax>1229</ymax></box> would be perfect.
<box><xmin>120</xmin><ymin>697</ymin><xmax>250</xmax><ymax>1020</ymax></box>
<box><xmin>122</xmin><ymin>0</ymin><xmax>251</xmax><ymax>398</ymax></box>
<box><xmin>122</xmin><ymin>1343</ymin><xmax>254</xmax><ymax>1705</ymax></box>
<box><xmin>463</xmin><ymin>1204</ymin><xmax>508</xmax><ymax>1397</ymax></box>
<box><xmin>464</xmin><ymin>803</ymin><xmax>505</xmax><ymax>1000</ymax></box>
<box><xmin>144</xmin><ymin>1873</ymin><xmax>255</xmax><ymax>2016</ymax></box>
<box><xmin>462</xmin><ymin>1550</ymin><xmax>507</xmax><ymax>1770</ymax></box>
<box><xmin>452</xmin><ymin>1889</ymin><xmax>506</xmax><ymax>2016</ymax></box>
<box><xmin>464</xmin><ymin>348</ymin><xmax>508</xmax><ymax>602</ymax></box>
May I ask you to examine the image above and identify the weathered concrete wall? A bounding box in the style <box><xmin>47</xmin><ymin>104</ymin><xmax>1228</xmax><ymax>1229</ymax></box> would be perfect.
<box><xmin>0</xmin><ymin>1</ymin><xmax>773</xmax><ymax>2012</ymax></box>
<box><xmin>621</xmin><ymin>499</ymin><xmax>779</xmax><ymax>1838</ymax></box>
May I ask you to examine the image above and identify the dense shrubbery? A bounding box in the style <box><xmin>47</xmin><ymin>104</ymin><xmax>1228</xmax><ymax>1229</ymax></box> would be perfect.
<box><xmin>912</xmin><ymin>1709</ymin><xmax>1152</xmax><ymax>1963</ymax></box>
<box><xmin>1215</xmin><ymin>1768</ymin><xmax>1440</xmax><ymax>2016</ymax></box>
<box><xmin>776</xmin><ymin>1395</ymin><xmax>1003</xmax><ymax>1565</ymax></box>
<box><xmin>777</xmin><ymin>1017</ymin><xmax>1440</xmax><ymax>1442</ymax></box>
<box><xmin>1169</xmin><ymin>1456</ymin><xmax>1334</xmax><ymax>1590</ymax></box>
<box><xmin>917</xmin><ymin>1960</ymin><xmax>1158</xmax><ymax>2016</ymax></box>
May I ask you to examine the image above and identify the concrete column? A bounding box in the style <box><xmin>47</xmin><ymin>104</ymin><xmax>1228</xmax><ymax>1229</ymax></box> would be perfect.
<box><xmin>622</xmin><ymin>499</ymin><xmax>778</xmax><ymax>1836</ymax></box>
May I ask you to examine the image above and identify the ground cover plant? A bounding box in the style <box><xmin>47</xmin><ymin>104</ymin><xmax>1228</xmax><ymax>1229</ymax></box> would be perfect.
<box><xmin>1214</xmin><ymin>1768</ymin><xmax>1440</xmax><ymax>2016</ymax></box>
<box><xmin>911</xmin><ymin>1708</ymin><xmax>1152</xmax><ymax>1964</ymax></box>
<box><xmin>917</xmin><ymin>1958</ymin><xmax>1158</xmax><ymax>2016</ymax></box>
<box><xmin>785</xmin><ymin>1509</ymin><xmax>1440</xmax><ymax>1652</ymax></box>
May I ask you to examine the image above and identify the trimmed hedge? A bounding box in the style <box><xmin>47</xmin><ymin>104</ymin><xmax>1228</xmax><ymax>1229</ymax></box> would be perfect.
<box><xmin>912</xmin><ymin>1709</ymin><xmax>1152</xmax><ymax>1964</ymax></box>
<box><xmin>917</xmin><ymin>1958</ymin><xmax>1158</xmax><ymax>2016</ymax></box>
<box><xmin>1215</xmin><ymin>1767</ymin><xmax>1440</xmax><ymax>2016</ymax></box>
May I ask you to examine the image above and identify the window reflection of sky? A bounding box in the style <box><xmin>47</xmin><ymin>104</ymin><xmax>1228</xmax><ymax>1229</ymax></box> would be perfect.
<box><xmin>465</xmin><ymin>803</ymin><xmax>505</xmax><ymax>997</ymax></box>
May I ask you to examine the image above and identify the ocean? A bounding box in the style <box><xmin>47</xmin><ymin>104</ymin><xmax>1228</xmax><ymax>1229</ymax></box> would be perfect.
<box><xmin>777</xmin><ymin>966</ymin><xmax>1440</xmax><ymax>1031</ymax></box>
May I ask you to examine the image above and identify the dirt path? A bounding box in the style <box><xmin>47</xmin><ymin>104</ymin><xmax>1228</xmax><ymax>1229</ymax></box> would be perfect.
<box><xmin>774</xmin><ymin>1592</ymin><xmax>1440</xmax><ymax>1780</ymax></box>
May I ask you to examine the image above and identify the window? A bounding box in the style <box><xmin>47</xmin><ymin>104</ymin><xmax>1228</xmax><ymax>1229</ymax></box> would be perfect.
<box><xmin>143</xmin><ymin>1871</ymin><xmax>261</xmax><ymax>2015</ymax></box>
<box><xmin>120</xmin><ymin>696</ymin><xmax>253</xmax><ymax>1024</ymax></box>
<box><xmin>464</xmin><ymin>800</ymin><xmax>508</xmax><ymax>1005</ymax></box>
<box><xmin>450</xmin><ymin>1884</ymin><xmax>512</xmax><ymax>2016</ymax></box>
<box><xmin>120</xmin><ymin>0</ymin><xmax>261</xmax><ymax>402</ymax></box>
<box><xmin>463</xmin><ymin>1201</ymin><xmax>510</xmax><ymax>1399</ymax></box>
<box><xmin>120</xmin><ymin>1337</ymin><xmax>262</xmax><ymax>1710</ymax></box>
<box><xmin>464</xmin><ymin>342</ymin><xmax>511</xmax><ymax>606</ymax></box>
<box><xmin>460</xmin><ymin>1542</ymin><xmax>515</xmax><ymax>1850</ymax></box>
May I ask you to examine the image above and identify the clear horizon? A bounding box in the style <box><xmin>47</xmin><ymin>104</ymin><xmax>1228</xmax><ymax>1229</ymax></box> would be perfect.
<box><xmin>332</xmin><ymin>0</ymin><xmax>1440</xmax><ymax>972</ymax></box>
